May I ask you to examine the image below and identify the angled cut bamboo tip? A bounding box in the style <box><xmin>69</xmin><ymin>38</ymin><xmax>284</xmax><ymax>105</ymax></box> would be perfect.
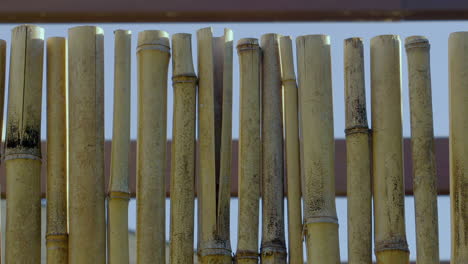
<box><xmin>137</xmin><ymin>29</ymin><xmax>170</xmax><ymax>263</ymax></box>
<box><xmin>370</xmin><ymin>34</ymin><xmax>409</xmax><ymax>264</ymax></box>
<box><xmin>5</xmin><ymin>24</ymin><xmax>44</xmax><ymax>264</ymax></box>
<box><xmin>235</xmin><ymin>37</ymin><xmax>261</xmax><ymax>264</ymax></box>
<box><xmin>68</xmin><ymin>25</ymin><xmax>106</xmax><ymax>263</ymax></box>
<box><xmin>296</xmin><ymin>34</ymin><xmax>340</xmax><ymax>264</ymax></box>
<box><xmin>170</xmin><ymin>33</ymin><xmax>197</xmax><ymax>264</ymax></box>
<box><xmin>344</xmin><ymin>37</ymin><xmax>372</xmax><ymax>264</ymax></box>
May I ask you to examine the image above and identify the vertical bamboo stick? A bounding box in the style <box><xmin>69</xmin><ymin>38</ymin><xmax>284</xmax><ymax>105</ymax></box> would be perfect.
<box><xmin>46</xmin><ymin>36</ymin><xmax>68</xmax><ymax>264</ymax></box>
<box><xmin>197</xmin><ymin>27</ymin><xmax>233</xmax><ymax>264</ymax></box>
<box><xmin>0</xmin><ymin>38</ymin><xmax>5</xmax><ymax>264</ymax></box>
<box><xmin>405</xmin><ymin>36</ymin><xmax>439</xmax><ymax>264</ymax></box>
<box><xmin>235</xmin><ymin>38</ymin><xmax>261</xmax><ymax>264</ymax></box>
<box><xmin>108</xmin><ymin>29</ymin><xmax>131</xmax><ymax>264</ymax></box>
<box><xmin>136</xmin><ymin>30</ymin><xmax>170</xmax><ymax>263</ymax></box>
<box><xmin>448</xmin><ymin>32</ymin><xmax>468</xmax><ymax>263</ymax></box>
<box><xmin>170</xmin><ymin>33</ymin><xmax>197</xmax><ymax>264</ymax></box>
<box><xmin>260</xmin><ymin>33</ymin><xmax>287</xmax><ymax>264</ymax></box>
<box><xmin>296</xmin><ymin>34</ymin><xmax>340</xmax><ymax>264</ymax></box>
<box><xmin>68</xmin><ymin>25</ymin><xmax>106</xmax><ymax>263</ymax></box>
<box><xmin>344</xmin><ymin>37</ymin><xmax>372</xmax><ymax>264</ymax></box>
<box><xmin>5</xmin><ymin>24</ymin><xmax>44</xmax><ymax>263</ymax></box>
<box><xmin>371</xmin><ymin>35</ymin><xmax>409</xmax><ymax>263</ymax></box>
<box><xmin>279</xmin><ymin>36</ymin><xmax>303</xmax><ymax>264</ymax></box>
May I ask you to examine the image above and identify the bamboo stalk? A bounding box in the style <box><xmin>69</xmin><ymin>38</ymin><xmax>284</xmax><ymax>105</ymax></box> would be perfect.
<box><xmin>405</xmin><ymin>36</ymin><xmax>439</xmax><ymax>264</ymax></box>
<box><xmin>0</xmin><ymin>38</ymin><xmax>5</xmax><ymax>264</ymax></box>
<box><xmin>344</xmin><ymin>37</ymin><xmax>372</xmax><ymax>264</ymax></box>
<box><xmin>108</xmin><ymin>29</ymin><xmax>131</xmax><ymax>264</ymax></box>
<box><xmin>296</xmin><ymin>34</ymin><xmax>340</xmax><ymax>264</ymax></box>
<box><xmin>260</xmin><ymin>33</ymin><xmax>287</xmax><ymax>264</ymax></box>
<box><xmin>68</xmin><ymin>25</ymin><xmax>106</xmax><ymax>263</ymax></box>
<box><xmin>370</xmin><ymin>35</ymin><xmax>409</xmax><ymax>263</ymax></box>
<box><xmin>170</xmin><ymin>33</ymin><xmax>197</xmax><ymax>264</ymax></box>
<box><xmin>136</xmin><ymin>30</ymin><xmax>170</xmax><ymax>263</ymax></box>
<box><xmin>279</xmin><ymin>35</ymin><xmax>303</xmax><ymax>264</ymax></box>
<box><xmin>46</xmin><ymin>36</ymin><xmax>68</xmax><ymax>264</ymax></box>
<box><xmin>235</xmin><ymin>38</ymin><xmax>261</xmax><ymax>264</ymax></box>
<box><xmin>448</xmin><ymin>32</ymin><xmax>468</xmax><ymax>263</ymax></box>
<box><xmin>5</xmin><ymin>24</ymin><xmax>44</xmax><ymax>263</ymax></box>
<box><xmin>196</xmin><ymin>27</ymin><xmax>233</xmax><ymax>264</ymax></box>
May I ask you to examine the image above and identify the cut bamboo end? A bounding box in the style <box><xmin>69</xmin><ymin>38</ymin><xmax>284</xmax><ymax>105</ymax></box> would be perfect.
<box><xmin>172</xmin><ymin>33</ymin><xmax>196</xmax><ymax>78</ymax></box>
<box><xmin>137</xmin><ymin>30</ymin><xmax>170</xmax><ymax>53</ymax></box>
<box><xmin>279</xmin><ymin>36</ymin><xmax>296</xmax><ymax>82</ymax></box>
<box><xmin>405</xmin><ymin>35</ymin><xmax>429</xmax><ymax>50</ymax></box>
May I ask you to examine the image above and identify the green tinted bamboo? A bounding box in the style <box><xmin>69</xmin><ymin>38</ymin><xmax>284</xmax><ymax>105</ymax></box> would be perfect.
<box><xmin>0</xmin><ymin>38</ymin><xmax>5</xmax><ymax>264</ymax></box>
<box><xmin>279</xmin><ymin>36</ymin><xmax>303</xmax><ymax>264</ymax></box>
<box><xmin>371</xmin><ymin>35</ymin><xmax>409</xmax><ymax>264</ymax></box>
<box><xmin>5</xmin><ymin>24</ymin><xmax>44</xmax><ymax>264</ymax></box>
<box><xmin>296</xmin><ymin>34</ymin><xmax>340</xmax><ymax>264</ymax></box>
<box><xmin>405</xmin><ymin>36</ymin><xmax>439</xmax><ymax>264</ymax></box>
<box><xmin>46</xmin><ymin>36</ymin><xmax>68</xmax><ymax>264</ymax></box>
<box><xmin>137</xmin><ymin>30</ymin><xmax>170</xmax><ymax>263</ymax></box>
<box><xmin>235</xmin><ymin>38</ymin><xmax>261</xmax><ymax>264</ymax></box>
<box><xmin>170</xmin><ymin>33</ymin><xmax>197</xmax><ymax>264</ymax></box>
<box><xmin>448</xmin><ymin>32</ymin><xmax>468</xmax><ymax>263</ymax></box>
<box><xmin>68</xmin><ymin>26</ymin><xmax>106</xmax><ymax>263</ymax></box>
<box><xmin>108</xmin><ymin>29</ymin><xmax>131</xmax><ymax>264</ymax></box>
<box><xmin>197</xmin><ymin>27</ymin><xmax>233</xmax><ymax>264</ymax></box>
<box><xmin>260</xmin><ymin>33</ymin><xmax>287</xmax><ymax>264</ymax></box>
<box><xmin>344</xmin><ymin>37</ymin><xmax>372</xmax><ymax>264</ymax></box>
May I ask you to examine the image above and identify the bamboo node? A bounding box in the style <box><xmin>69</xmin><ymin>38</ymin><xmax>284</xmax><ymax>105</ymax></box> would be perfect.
<box><xmin>172</xmin><ymin>74</ymin><xmax>197</xmax><ymax>85</ymax></box>
<box><xmin>198</xmin><ymin>240</ymin><xmax>232</xmax><ymax>257</ymax></box>
<box><xmin>374</xmin><ymin>238</ymin><xmax>409</xmax><ymax>253</ymax></box>
<box><xmin>4</xmin><ymin>152</ymin><xmax>41</xmax><ymax>161</ymax></box>
<box><xmin>282</xmin><ymin>78</ymin><xmax>296</xmax><ymax>84</ymax></box>
<box><xmin>260</xmin><ymin>242</ymin><xmax>287</xmax><ymax>256</ymax></box>
<box><xmin>235</xmin><ymin>250</ymin><xmax>259</xmax><ymax>260</ymax></box>
<box><xmin>108</xmin><ymin>190</ymin><xmax>131</xmax><ymax>200</ymax></box>
<box><xmin>344</xmin><ymin>125</ymin><xmax>370</xmax><ymax>136</ymax></box>
<box><xmin>46</xmin><ymin>233</ymin><xmax>69</xmax><ymax>242</ymax></box>
<box><xmin>304</xmin><ymin>215</ymin><xmax>338</xmax><ymax>225</ymax></box>
<box><xmin>405</xmin><ymin>36</ymin><xmax>430</xmax><ymax>50</ymax></box>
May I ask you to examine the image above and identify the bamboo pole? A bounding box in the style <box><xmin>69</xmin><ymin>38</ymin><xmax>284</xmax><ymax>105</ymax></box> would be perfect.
<box><xmin>344</xmin><ymin>37</ymin><xmax>372</xmax><ymax>264</ymax></box>
<box><xmin>260</xmin><ymin>33</ymin><xmax>287</xmax><ymax>264</ymax></box>
<box><xmin>196</xmin><ymin>27</ymin><xmax>233</xmax><ymax>264</ymax></box>
<box><xmin>46</xmin><ymin>36</ymin><xmax>68</xmax><ymax>264</ymax></box>
<box><xmin>371</xmin><ymin>35</ymin><xmax>409</xmax><ymax>263</ymax></box>
<box><xmin>5</xmin><ymin>24</ymin><xmax>44</xmax><ymax>263</ymax></box>
<box><xmin>279</xmin><ymin>36</ymin><xmax>303</xmax><ymax>264</ymax></box>
<box><xmin>296</xmin><ymin>34</ymin><xmax>340</xmax><ymax>264</ymax></box>
<box><xmin>169</xmin><ymin>33</ymin><xmax>197</xmax><ymax>264</ymax></box>
<box><xmin>235</xmin><ymin>38</ymin><xmax>261</xmax><ymax>264</ymax></box>
<box><xmin>448</xmin><ymin>32</ymin><xmax>468</xmax><ymax>263</ymax></box>
<box><xmin>0</xmin><ymin>38</ymin><xmax>5</xmax><ymax>264</ymax></box>
<box><xmin>68</xmin><ymin>25</ymin><xmax>106</xmax><ymax>263</ymax></box>
<box><xmin>136</xmin><ymin>30</ymin><xmax>170</xmax><ymax>263</ymax></box>
<box><xmin>405</xmin><ymin>36</ymin><xmax>439</xmax><ymax>264</ymax></box>
<box><xmin>108</xmin><ymin>29</ymin><xmax>131</xmax><ymax>264</ymax></box>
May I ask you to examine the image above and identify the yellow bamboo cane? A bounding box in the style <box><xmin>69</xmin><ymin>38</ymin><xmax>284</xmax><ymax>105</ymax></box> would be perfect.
<box><xmin>344</xmin><ymin>37</ymin><xmax>372</xmax><ymax>264</ymax></box>
<box><xmin>170</xmin><ymin>33</ymin><xmax>197</xmax><ymax>264</ymax></box>
<box><xmin>371</xmin><ymin>35</ymin><xmax>409</xmax><ymax>264</ymax></box>
<box><xmin>235</xmin><ymin>38</ymin><xmax>261</xmax><ymax>264</ymax></box>
<box><xmin>5</xmin><ymin>24</ymin><xmax>44</xmax><ymax>264</ymax></box>
<box><xmin>405</xmin><ymin>36</ymin><xmax>439</xmax><ymax>264</ymax></box>
<box><xmin>136</xmin><ymin>30</ymin><xmax>170</xmax><ymax>263</ymax></box>
<box><xmin>46</xmin><ymin>36</ymin><xmax>68</xmax><ymax>264</ymax></box>
<box><xmin>296</xmin><ymin>34</ymin><xmax>340</xmax><ymax>264</ymax></box>
<box><xmin>0</xmin><ymin>38</ymin><xmax>5</xmax><ymax>264</ymax></box>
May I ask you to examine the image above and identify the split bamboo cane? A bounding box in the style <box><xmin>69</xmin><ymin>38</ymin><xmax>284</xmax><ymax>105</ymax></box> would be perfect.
<box><xmin>170</xmin><ymin>33</ymin><xmax>197</xmax><ymax>264</ymax></box>
<box><xmin>448</xmin><ymin>32</ymin><xmax>468</xmax><ymax>263</ymax></box>
<box><xmin>371</xmin><ymin>35</ymin><xmax>409</xmax><ymax>263</ymax></box>
<box><xmin>108</xmin><ymin>29</ymin><xmax>131</xmax><ymax>264</ymax></box>
<box><xmin>136</xmin><ymin>30</ymin><xmax>170</xmax><ymax>263</ymax></box>
<box><xmin>0</xmin><ymin>38</ymin><xmax>5</xmax><ymax>264</ymax></box>
<box><xmin>296</xmin><ymin>34</ymin><xmax>340</xmax><ymax>264</ymax></box>
<box><xmin>344</xmin><ymin>37</ymin><xmax>372</xmax><ymax>264</ymax></box>
<box><xmin>235</xmin><ymin>38</ymin><xmax>261</xmax><ymax>264</ymax></box>
<box><xmin>260</xmin><ymin>33</ymin><xmax>287</xmax><ymax>264</ymax></box>
<box><xmin>405</xmin><ymin>36</ymin><xmax>439</xmax><ymax>264</ymax></box>
<box><xmin>5</xmin><ymin>24</ymin><xmax>44</xmax><ymax>264</ymax></box>
<box><xmin>279</xmin><ymin>36</ymin><xmax>303</xmax><ymax>264</ymax></box>
<box><xmin>46</xmin><ymin>36</ymin><xmax>68</xmax><ymax>264</ymax></box>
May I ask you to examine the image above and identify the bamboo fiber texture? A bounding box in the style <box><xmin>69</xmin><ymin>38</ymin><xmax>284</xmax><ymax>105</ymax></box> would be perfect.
<box><xmin>344</xmin><ymin>37</ymin><xmax>372</xmax><ymax>264</ymax></box>
<box><xmin>46</xmin><ymin>36</ymin><xmax>68</xmax><ymax>264</ymax></box>
<box><xmin>371</xmin><ymin>35</ymin><xmax>409</xmax><ymax>264</ymax></box>
<box><xmin>108</xmin><ymin>29</ymin><xmax>131</xmax><ymax>264</ymax></box>
<box><xmin>170</xmin><ymin>33</ymin><xmax>197</xmax><ymax>264</ymax></box>
<box><xmin>68</xmin><ymin>25</ymin><xmax>106</xmax><ymax>263</ymax></box>
<box><xmin>405</xmin><ymin>36</ymin><xmax>439</xmax><ymax>264</ymax></box>
<box><xmin>136</xmin><ymin>30</ymin><xmax>170</xmax><ymax>263</ymax></box>
<box><xmin>235</xmin><ymin>38</ymin><xmax>261</xmax><ymax>264</ymax></box>
<box><xmin>296</xmin><ymin>34</ymin><xmax>340</xmax><ymax>264</ymax></box>
<box><xmin>0</xmin><ymin>38</ymin><xmax>5</xmax><ymax>264</ymax></box>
